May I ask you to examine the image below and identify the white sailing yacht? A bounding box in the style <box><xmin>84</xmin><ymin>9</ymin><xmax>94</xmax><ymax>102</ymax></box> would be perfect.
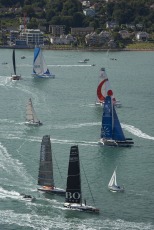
<box><xmin>32</xmin><ymin>47</ymin><xmax>55</xmax><ymax>78</ymax></box>
<box><xmin>108</xmin><ymin>168</ymin><xmax>124</xmax><ymax>192</ymax></box>
<box><xmin>25</xmin><ymin>98</ymin><xmax>42</xmax><ymax>126</ymax></box>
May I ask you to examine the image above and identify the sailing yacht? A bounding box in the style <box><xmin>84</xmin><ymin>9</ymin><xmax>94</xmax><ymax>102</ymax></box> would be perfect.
<box><xmin>99</xmin><ymin>90</ymin><xmax>134</xmax><ymax>147</ymax></box>
<box><xmin>96</xmin><ymin>67</ymin><xmax>121</xmax><ymax>107</ymax></box>
<box><xmin>38</xmin><ymin>135</ymin><xmax>65</xmax><ymax>195</ymax></box>
<box><xmin>11</xmin><ymin>49</ymin><xmax>21</xmax><ymax>80</ymax></box>
<box><xmin>108</xmin><ymin>168</ymin><xmax>124</xmax><ymax>192</ymax></box>
<box><xmin>64</xmin><ymin>145</ymin><xmax>99</xmax><ymax>213</ymax></box>
<box><xmin>32</xmin><ymin>47</ymin><xmax>55</xmax><ymax>78</ymax></box>
<box><xmin>25</xmin><ymin>98</ymin><xmax>42</xmax><ymax>126</ymax></box>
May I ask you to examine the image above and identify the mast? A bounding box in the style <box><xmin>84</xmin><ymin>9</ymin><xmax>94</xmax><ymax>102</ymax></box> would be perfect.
<box><xmin>38</xmin><ymin>135</ymin><xmax>54</xmax><ymax>187</ymax></box>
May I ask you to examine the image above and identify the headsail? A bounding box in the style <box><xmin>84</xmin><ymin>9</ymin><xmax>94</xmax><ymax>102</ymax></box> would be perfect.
<box><xmin>38</xmin><ymin>135</ymin><xmax>54</xmax><ymax>187</ymax></box>
<box><xmin>65</xmin><ymin>145</ymin><xmax>81</xmax><ymax>204</ymax></box>
<box><xmin>97</xmin><ymin>68</ymin><xmax>116</xmax><ymax>104</ymax></box>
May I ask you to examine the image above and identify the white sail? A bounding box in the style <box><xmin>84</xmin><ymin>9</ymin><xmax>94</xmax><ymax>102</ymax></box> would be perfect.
<box><xmin>32</xmin><ymin>47</ymin><xmax>55</xmax><ymax>78</ymax></box>
<box><xmin>25</xmin><ymin>98</ymin><xmax>42</xmax><ymax>126</ymax></box>
<box><xmin>108</xmin><ymin>170</ymin><xmax>117</xmax><ymax>187</ymax></box>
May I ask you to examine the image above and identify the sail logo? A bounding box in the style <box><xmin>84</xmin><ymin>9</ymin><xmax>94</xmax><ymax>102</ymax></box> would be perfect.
<box><xmin>66</xmin><ymin>192</ymin><xmax>80</xmax><ymax>200</ymax></box>
<box><xmin>34</xmin><ymin>65</ymin><xmax>40</xmax><ymax>68</ymax></box>
<box><xmin>70</xmin><ymin>156</ymin><xmax>78</xmax><ymax>162</ymax></box>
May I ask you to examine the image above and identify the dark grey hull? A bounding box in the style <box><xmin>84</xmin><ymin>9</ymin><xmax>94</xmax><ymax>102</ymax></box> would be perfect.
<box><xmin>38</xmin><ymin>187</ymin><xmax>65</xmax><ymax>196</ymax></box>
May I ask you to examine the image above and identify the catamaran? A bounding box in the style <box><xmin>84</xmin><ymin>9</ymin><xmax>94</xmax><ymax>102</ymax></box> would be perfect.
<box><xmin>108</xmin><ymin>168</ymin><xmax>124</xmax><ymax>192</ymax></box>
<box><xmin>25</xmin><ymin>98</ymin><xmax>42</xmax><ymax>126</ymax></box>
<box><xmin>32</xmin><ymin>47</ymin><xmax>55</xmax><ymax>78</ymax></box>
<box><xmin>99</xmin><ymin>90</ymin><xmax>134</xmax><ymax>147</ymax></box>
<box><xmin>64</xmin><ymin>145</ymin><xmax>99</xmax><ymax>213</ymax></box>
<box><xmin>96</xmin><ymin>67</ymin><xmax>121</xmax><ymax>107</ymax></box>
<box><xmin>11</xmin><ymin>49</ymin><xmax>21</xmax><ymax>80</ymax></box>
<box><xmin>38</xmin><ymin>135</ymin><xmax>65</xmax><ymax>195</ymax></box>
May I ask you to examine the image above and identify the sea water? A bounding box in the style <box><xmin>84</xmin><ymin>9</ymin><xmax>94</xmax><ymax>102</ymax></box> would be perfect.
<box><xmin>0</xmin><ymin>49</ymin><xmax>154</xmax><ymax>229</ymax></box>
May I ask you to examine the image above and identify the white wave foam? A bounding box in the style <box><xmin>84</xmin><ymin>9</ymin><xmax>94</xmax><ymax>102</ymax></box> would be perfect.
<box><xmin>0</xmin><ymin>210</ymin><xmax>153</xmax><ymax>230</ymax></box>
<box><xmin>122</xmin><ymin>124</ymin><xmax>154</xmax><ymax>140</ymax></box>
<box><xmin>0</xmin><ymin>142</ymin><xmax>35</xmax><ymax>184</ymax></box>
<box><xmin>0</xmin><ymin>187</ymin><xmax>20</xmax><ymax>200</ymax></box>
<box><xmin>53</xmin><ymin>122</ymin><xmax>100</xmax><ymax>130</ymax></box>
<box><xmin>48</xmin><ymin>64</ymin><xmax>92</xmax><ymax>67</ymax></box>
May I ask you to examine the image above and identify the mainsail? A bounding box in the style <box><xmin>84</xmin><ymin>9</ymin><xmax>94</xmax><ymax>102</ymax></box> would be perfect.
<box><xmin>25</xmin><ymin>98</ymin><xmax>40</xmax><ymax>123</ymax></box>
<box><xmin>108</xmin><ymin>170</ymin><xmax>117</xmax><ymax>188</ymax></box>
<box><xmin>100</xmin><ymin>90</ymin><xmax>134</xmax><ymax>147</ymax></box>
<box><xmin>65</xmin><ymin>145</ymin><xmax>81</xmax><ymax>204</ymax></box>
<box><xmin>101</xmin><ymin>94</ymin><xmax>125</xmax><ymax>141</ymax></box>
<box><xmin>12</xmin><ymin>49</ymin><xmax>16</xmax><ymax>75</ymax></box>
<box><xmin>38</xmin><ymin>135</ymin><xmax>54</xmax><ymax>187</ymax></box>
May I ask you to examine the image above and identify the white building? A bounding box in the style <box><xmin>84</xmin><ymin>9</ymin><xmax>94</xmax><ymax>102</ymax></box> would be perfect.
<box><xmin>50</xmin><ymin>34</ymin><xmax>77</xmax><ymax>45</ymax></box>
<box><xmin>136</xmin><ymin>32</ymin><xmax>149</xmax><ymax>41</ymax></box>
<box><xmin>20</xmin><ymin>29</ymin><xmax>44</xmax><ymax>46</ymax></box>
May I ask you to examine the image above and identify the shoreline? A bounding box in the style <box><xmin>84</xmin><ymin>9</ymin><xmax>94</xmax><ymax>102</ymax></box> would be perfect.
<box><xmin>0</xmin><ymin>45</ymin><xmax>154</xmax><ymax>52</ymax></box>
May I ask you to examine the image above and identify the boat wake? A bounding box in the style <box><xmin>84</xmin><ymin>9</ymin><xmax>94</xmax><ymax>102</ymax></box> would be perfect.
<box><xmin>0</xmin><ymin>142</ymin><xmax>35</xmax><ymax>184</ymax></box>
<box><xmin>48</xmin><ymin>64</ymin><xmax>92</xmax><ymax>67</ymax></box>
<box><xmin>53</xmin><ymin>122</ymin><xmax>99</xmax><ymax>130</ymax></box>
<box><xmin>0</xmin><ymin>187</ymin><xmax>20</xmax><ymax>200</ymax></box>
<box><xmin>122</xmin><ymin>124</ymin><xmax>154</xmax><ymax>140</ymax></box>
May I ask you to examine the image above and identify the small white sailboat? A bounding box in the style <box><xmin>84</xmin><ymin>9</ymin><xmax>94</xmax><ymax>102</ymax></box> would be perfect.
<box><xmin>32</xmin><ymin>47</ymin><xmax>55</xmax><ymax>78</ymax></box>
<box><xmin>96</xmin><ymin>67</ymin><xmax>121</xmax><ymax>107</ymax></box>
<box><xmin>25</xmin><ymin>98</ymin><xmax>42</xmax><ymax>126</ymax></box>
<box><xmin>108</xmin><ymin>168</ymin><xmax>124</xmax><ymax>192</ymax></box>
<box><xmin>64</xmin><ymin>145</ymin><xmax>99</xmax><ymax>213</ymax></box>
<box><xmin>38</xmin><ymin>135</ymin><xmax>65</xmax><ymax>195</ymax></box>
<box><xmin>11</xmin><ymin>49</ymin><xmax>21</xmax><ymax>80</ymax></box>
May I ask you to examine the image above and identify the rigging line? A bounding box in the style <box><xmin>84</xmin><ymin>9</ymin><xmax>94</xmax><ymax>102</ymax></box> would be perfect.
<box><xmin>80</xmin><ymin>159</ymin><xmax>96</xmax><ymax>206</ymax></box>
<box><xmin>52</xmin><ymin>150</ymin><xmax>64</xmax><ymax>185</ymax></box>
<box><xmin>16</xmin><ymin>140</ymin><xmax>27</xmax><ymax>154</ymax></box>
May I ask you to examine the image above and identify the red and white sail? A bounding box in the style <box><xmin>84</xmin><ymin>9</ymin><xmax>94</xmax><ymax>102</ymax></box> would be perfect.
<box><xmin>96</xmin><ymin>68</ymin><xmax>121</xmax><ymax>107</ymax></box>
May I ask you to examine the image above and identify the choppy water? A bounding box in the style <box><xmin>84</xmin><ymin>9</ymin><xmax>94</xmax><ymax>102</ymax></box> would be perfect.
<box><xmin>0</xmin><ymin>48</ymin><xmax>154</xmax><ymax>229</ymax></box>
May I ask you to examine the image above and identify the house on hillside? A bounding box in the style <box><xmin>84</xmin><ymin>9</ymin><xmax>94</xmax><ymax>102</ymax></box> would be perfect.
<box><xmin>83</xmin><ymin>8</ymin><xmax>95</xmax><ymax>17</ymax></box>
<box><xmin>71</xmin><ymin>27</ymin><xmax>94</xmax><ymax>36</ymax></box>
<box><xmin>136</xmin><ymin>32</ymin><xmax>149</xmax><ymax>41</ymax></box>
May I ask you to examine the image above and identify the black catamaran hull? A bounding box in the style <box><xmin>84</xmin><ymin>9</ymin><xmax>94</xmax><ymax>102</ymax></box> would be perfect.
<box><xmin>99</xmin><ymin>139</ymin><xmax>134</xmax><ymax>147</ymax></box>
<box><xmin>64</xmin><ymin>203</ymin><xmax>99</xmax><ymax>213</ymax></box>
